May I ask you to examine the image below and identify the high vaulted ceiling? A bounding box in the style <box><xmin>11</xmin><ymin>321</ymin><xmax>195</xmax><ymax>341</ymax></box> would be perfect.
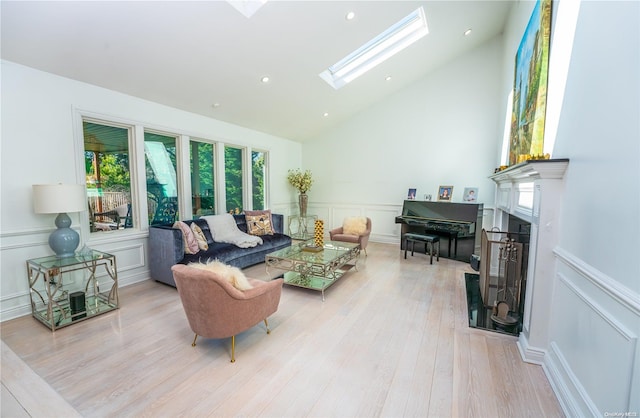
<box><xmin>1</xmin><ymin>1</ymin><xmax>512</xmax><ymax>142</ymax></box>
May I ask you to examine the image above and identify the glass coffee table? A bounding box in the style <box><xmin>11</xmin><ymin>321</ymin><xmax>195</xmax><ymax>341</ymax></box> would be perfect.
<box><xmin>265</xmin><ymin>240</ymin><xmax>360</xmax><ymax>300</ymax></box>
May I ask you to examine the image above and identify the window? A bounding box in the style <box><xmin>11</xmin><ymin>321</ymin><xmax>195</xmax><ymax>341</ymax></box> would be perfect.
<box><xmin>190</xmin><ymin>140</ymin><xmax>216</xmax><ymax>218</ymax></box>
<box><xmin>83</xmin><ymin>120</ymin><xmax>134</xmax><ymax>232</ymax></box>
<box><xmin>83</xmin><ymin>117</ymin><xmax>271</xmax><ymax>228</ymax></box>
<box><xmin>224</xmin><ymin>146</ymin><xmax>244</xmax><ymax>213</ymax></box>
<box><xmin>144</xmin><ymin>131</ymin><xmax>179</xmax><ymax>225</ymax></box>
<box><xmin>252</xmin><ymin>150</ymin><xmax>267</xmax><ymax>210</ymax></box>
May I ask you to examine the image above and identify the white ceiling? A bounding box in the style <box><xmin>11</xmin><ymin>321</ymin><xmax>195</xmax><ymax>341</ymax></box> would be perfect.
<box><xmin>1</xmin><ymin>1</ymin><xmax>512</xmax><ymax>142</ymax></box>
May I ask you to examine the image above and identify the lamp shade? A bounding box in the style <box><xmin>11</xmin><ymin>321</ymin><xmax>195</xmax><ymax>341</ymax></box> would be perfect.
<box><xmin>33</xmin><ymin>184</ymin><xmax>86</xmax><ymax>214</ymax></box>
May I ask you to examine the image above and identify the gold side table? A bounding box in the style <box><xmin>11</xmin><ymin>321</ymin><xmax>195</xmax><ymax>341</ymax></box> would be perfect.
<box><xmin>26</xmin><ymin>250</ymin><xmax>118</xmax><ymax>331</ymax></box>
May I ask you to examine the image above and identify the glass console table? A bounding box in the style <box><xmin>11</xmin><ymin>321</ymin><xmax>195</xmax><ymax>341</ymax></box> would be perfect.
<box><xmin>26</xmin><ymin>250</ymin><xmax>119</xmax><ymax>331</ymax></box>
<box><xmin>288</xmin><ymin>214</ymin><xmax>318</xmax><ymax>240</ymax></box>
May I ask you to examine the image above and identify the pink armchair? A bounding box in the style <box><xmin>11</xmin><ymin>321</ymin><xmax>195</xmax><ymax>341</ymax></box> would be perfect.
<box><xmin>329</xmin><ymin>217</ymin><xmax>372</xmax><ymax>255</ymax></box>
<box><xmin>171</xmin><ymin>264</ymin><xmax>284</xmax><ymax>362</ymax></box>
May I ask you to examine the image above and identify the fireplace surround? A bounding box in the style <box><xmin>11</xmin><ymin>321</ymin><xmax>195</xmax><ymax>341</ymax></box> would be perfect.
<box><xmin>489</xmin><ymin>159</ymin><xmax>569</xmax><ymax>363</ymax></box>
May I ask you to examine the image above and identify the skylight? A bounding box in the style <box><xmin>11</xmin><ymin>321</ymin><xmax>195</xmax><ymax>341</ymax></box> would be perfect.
<box><xmin>226</xmin><ymin>0</ymin><xmax>268</xmax><ymax>18</ymax></box>
<box><xmin>320</xmin><ymin>7</ymin><xmax>428</xmax><ymax>90</ymax></box>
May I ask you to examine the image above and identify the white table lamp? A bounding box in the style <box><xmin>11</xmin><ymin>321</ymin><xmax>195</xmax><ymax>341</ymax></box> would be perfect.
<box><xmin>33</xmin><ymin>184</ymin><xmax>86</xmax><ymax>258</ymax></box>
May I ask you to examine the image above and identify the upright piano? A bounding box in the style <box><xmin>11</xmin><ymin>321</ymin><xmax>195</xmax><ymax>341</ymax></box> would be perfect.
<box><xmin>395</xmin><ymin>200</ymin><xmax>483</xmax><ymax>262</ymax></box>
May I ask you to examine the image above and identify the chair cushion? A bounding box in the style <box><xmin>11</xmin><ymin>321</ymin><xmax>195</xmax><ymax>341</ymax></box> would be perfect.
<box><xmin>174</xmin><ymin>221</ymin><xmax>199</xmax><ymax>254</ymax></box>
<box><xmin>244</xmin><ymin>210</ymin><xmax>274</xmax><ymax>236</ymax></box>
<box><xmin>330</xmin><ymin>233</ymin><xmax>360</xmax><ymax>244</ymax></box>
<box><xmin>342</xmin><ymin>216</ymin><xmax>367</xmax><ymax>236</ymax></box>
<box><xmin>187</xmin><ymin>260</ymin><xmax>253</xmax><ymax>290</ymax></box>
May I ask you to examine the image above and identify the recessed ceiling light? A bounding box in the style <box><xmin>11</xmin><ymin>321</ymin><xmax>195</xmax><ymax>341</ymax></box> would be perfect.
<box><xmin>323</xmin><ymin>112</ymin><xmax>329</xmax><ymax>117</ymax></box>
<box><xmin>260</xmin><ymin>76</ymin><xmax>270</xmax><ymax>83</ymax></box>
<box><xmin>345</xmin><ymin>11</ymin><xmax>355</xmax><ymax>21</ymax></box>
<box><xmin>385</xmin><ymin>75</ymin><xmax>392</xmax><ymax>81</ymax></box>
<box><xmin>212</xmin><ymin>103</ymin><xmax>220</xmax><ymax>108</ymax></box>
<box><xmin>464</xmin><ymin>28</ymin><xmax>472</xmax><ymax>36</ymax></box>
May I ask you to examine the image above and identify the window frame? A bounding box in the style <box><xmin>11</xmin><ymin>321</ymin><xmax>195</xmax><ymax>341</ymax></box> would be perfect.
<box><xmin>75</xmin><ymin>112</ymin><xmax>142</xmax><ymax>240</ymax></box>
<box><xmin>189</xmin><ymin>138</ymin><xmax>218</xmax><ymax>219</ymax></box>
<box><xmin>250</xmin><ymin>147</ymin><xmax>269</xmax><ymax>210</ymax></box>
<box><xmin>143</xmin><ymin>129</ymin><xmax>181</xmax><ymax>225</ymax></box>
<box><xmin>73</xmin><ymin>108</ymin><xmax>272</xmax><ymax>241</ymax></box>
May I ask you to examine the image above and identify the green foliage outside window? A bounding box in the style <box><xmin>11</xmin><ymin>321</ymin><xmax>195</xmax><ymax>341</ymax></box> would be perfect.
<box><xmin>225</xmin><ymin>147</ymin><xmax>243</xmax><ymax>212</ymax></box>
<box><xmin>190</xmin><ymin>141</ymin><xmax>215</xmax><ymax>217</ymax></box>
<box><xmin>252</xmin><ymin>151</ymin><xmax>265</xmax><ymax>210</ymax></box>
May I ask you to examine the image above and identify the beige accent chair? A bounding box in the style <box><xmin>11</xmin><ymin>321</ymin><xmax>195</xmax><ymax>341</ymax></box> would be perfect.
<box><xmin>329</xmin><ymin>217</ymin><xmax>372</xmax><ymax>256</ymax></box>
<box><xmin>171</xmin><ymin>264</ymin><xmax>284</xmax><ymax>362</ymax></box>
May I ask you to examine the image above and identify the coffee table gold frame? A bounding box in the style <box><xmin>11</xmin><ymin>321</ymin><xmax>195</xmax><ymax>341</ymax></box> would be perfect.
<box><xmin>265</xmin><ymin>240</ymin><xmax>360</xmax><ymax>301</ymax></box>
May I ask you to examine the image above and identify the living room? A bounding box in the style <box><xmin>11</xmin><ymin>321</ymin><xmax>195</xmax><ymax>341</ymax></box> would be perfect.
<box><xmin>1</xmin><ymin>1</ymin><xmax>639</xmax><ymax>417</ymax></box>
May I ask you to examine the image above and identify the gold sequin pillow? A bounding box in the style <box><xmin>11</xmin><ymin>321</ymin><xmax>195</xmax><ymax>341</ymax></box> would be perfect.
<box><xmin>190</xmin><ymin>222</ymin><xmax>209</xmax><ymax>251</ymax></box>
<box><xmin>245</xmin><ymin>210</ymin><xmax>274</xmax><ymax>236</ymax></box>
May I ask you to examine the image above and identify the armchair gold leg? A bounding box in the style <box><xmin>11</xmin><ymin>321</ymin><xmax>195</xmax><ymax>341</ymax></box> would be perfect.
<box><xmin>192</xmin><ymin>334</ymin><xmax>198</xmax><ymax>347</ymax></box>
<box><xmin>230</xmin><ymin>335</ymin><xmax>236</xmax><ymax>363</ymax></box>
<box><xmin>264</xmin><ymin>318</ymin><xmax>271</xmax><ymax>334</ymax></box>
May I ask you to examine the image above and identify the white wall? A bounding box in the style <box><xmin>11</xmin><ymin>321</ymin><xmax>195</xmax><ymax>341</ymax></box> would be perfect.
<box><xmin>0</xmin><ymin>60</ymin><xmax>301</xmax><ymax>321</ymax></box>
<box><xmin>302</xmin><ymin>36</ymin><xmax>504</xmax><ymax>241</ymax></box>
<box><xmin>500</xmin><ymin>1</ymin><xmax>640</xmax><ymax>416</ymax></box>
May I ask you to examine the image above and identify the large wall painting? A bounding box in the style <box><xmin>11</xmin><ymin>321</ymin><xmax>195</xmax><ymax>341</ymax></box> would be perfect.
<box><xmin>509</xmin><ymin>0</ymin><xmax>552</xmax><ymax>165</ymax></box>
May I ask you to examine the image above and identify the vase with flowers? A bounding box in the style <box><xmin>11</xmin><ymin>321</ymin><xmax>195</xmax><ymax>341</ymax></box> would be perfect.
<box><xmin>287</xmin><ymin>169</ymin><xmax>313</xmax><ymax>217</ymax></box>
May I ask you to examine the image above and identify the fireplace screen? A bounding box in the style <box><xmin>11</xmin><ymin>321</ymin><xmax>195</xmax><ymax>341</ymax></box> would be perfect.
<box><xmin>479</xmin><ymin>229</ymin><xmax>523</xmax><ymax>318</ymax></box>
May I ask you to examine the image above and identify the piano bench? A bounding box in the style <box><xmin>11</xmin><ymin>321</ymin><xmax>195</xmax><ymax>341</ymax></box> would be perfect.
<box><xmin>403</xmin><ymin>233</ymin><xmax>440</xmax><ymax>265</ymax></box>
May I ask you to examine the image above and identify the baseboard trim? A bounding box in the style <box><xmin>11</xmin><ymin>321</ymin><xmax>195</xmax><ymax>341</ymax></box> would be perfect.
<box><xmin>516</xmin><ymin>333</ymin><xmax>546</xmax><ymax>365</ymax></box>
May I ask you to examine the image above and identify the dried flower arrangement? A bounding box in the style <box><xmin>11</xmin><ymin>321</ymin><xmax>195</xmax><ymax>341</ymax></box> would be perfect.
<box><xmin>287</xmin><ymin>169</ymin><xmax>313</xmax><ymax>194</ymax></box>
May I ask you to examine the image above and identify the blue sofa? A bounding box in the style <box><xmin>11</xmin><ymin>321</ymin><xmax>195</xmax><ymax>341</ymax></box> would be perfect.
<box><xmin>149</xmin><ymin>214</ymin><xmax>291</xmax><ymax>287</ymax></box>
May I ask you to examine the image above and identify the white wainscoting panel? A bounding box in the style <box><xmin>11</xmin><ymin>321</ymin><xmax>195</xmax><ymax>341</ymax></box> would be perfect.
<box><xmin>0</xmin><ymin>228</ymin><xmax>152</xmax><ymax>322</ymax></box>
<box><xmin>544</xmin><ymin>247</ymin><xmax>640</xmax><ymax>417</ymax></box>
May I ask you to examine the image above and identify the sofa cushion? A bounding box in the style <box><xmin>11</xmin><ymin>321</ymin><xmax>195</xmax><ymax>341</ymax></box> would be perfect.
<box><xmin>190</xmin><ymin>222</ymin><xmax>209</xmax><ymax>251</ymax></box>
<box><xmin>343</xmin><ymin>216</ymin><xmax>368</xmax><ymax>236</ymax></box>
<box><xmin>173</xmin><ymin>221</ymin><xmax>199</xmax><ymax>254</ymax></box>
<box><xmin>187</xmin><ymin>260</ymin><xmax>253</xmax><ymax>290</ymax></box>
<box><xmin>244</xmin><ymin>210</ymin><xmax>274</xmax><ymax>236</ymax></box>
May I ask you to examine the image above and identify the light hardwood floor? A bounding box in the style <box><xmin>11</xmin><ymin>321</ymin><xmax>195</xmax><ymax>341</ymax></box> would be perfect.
<box><xmin>1</xmin><ymin>242</ymin><xmax>563</xmax><ymax>417</ymax></box>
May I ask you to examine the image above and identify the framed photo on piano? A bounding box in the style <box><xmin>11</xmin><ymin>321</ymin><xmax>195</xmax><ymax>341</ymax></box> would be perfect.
<box><xmin>438</xmin><ymin>185</ymin><xmax>453</xmax><ymax>201</ymax></box>
<box><xmin>407</xmin><ymin>188</ymin><xmax>417</xmax><ymax>200</ymax></box>
<box><xmin>463</xmin><ymin>187</ymin><xmax>478</xmax><ymax>202</ymax></box>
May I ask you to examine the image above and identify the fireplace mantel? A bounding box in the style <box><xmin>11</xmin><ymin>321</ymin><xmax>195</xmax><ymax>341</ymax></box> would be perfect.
<box><xmin>490</xmin><ymin>159</ymin><xmax>570</xmax><ymax>183</ymax></box>
<box><xmin>489</xmin><ymin>159</ymin><xmax>569</xmax><ymax>224</ymax></box>
<box><xmin>489</xmin><ymin>158</ymin><xmax>569</xmax><ymax>364</ymax></box>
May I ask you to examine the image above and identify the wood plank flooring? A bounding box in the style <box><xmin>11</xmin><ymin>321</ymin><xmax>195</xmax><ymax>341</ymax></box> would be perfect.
<box><xmin>1</xmin><ymin>242</ymin><xmax>563</xmax><ymax>417</ymax></box>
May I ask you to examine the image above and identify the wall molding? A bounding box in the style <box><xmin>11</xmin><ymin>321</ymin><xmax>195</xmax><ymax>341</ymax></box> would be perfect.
<box><xmin>557</xmin><ymin>271</ymin><xmax>637</xmax><ymax>341</ymax></box>
<box><xmin>543</xmin><ymin>248</ymin><xmax>640</xmax><ymax>417</ymax></box>
<box><xmin>1</xmin><ymin>237</ymin><xmax>149</xmax><ymax>323</ymax></box>
<box><xmin>0</xmin><ymin>226</ymin><xmax>54</xmax><ymax>238</ymax></box>
<box><xmin>554</xmin><ymin>246</ymin><xmax>640</xmax><ymax>315</ymax></box>
<box><xmin>544</xmin><ymin>341</ymin><xmax>597</xmax><ymax>418</ymax></box>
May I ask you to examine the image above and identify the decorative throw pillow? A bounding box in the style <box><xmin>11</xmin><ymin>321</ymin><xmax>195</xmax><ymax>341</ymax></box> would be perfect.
<box><xmin>190</xmin><ymin>222</ymin><xmax>209</xmax><ymax>251</ymax></box>
<box><xmin>342</xmin><ymin>216</ymin><xmax>368</xmax><ymax>236</ymax></box>
<box><xmin>173</xmin><ymin>221</ymin><xmax>199</xmax><ymax>254</ymax></box>
<box><xmin>188</xmin><ymin>260</ymin><xmax>253</xmax><ymax>291</ymax></box>
<box><xmin>244</xmin><ymin>210</ymin><xmax>274</xmax><ymax>236</ymax></box>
